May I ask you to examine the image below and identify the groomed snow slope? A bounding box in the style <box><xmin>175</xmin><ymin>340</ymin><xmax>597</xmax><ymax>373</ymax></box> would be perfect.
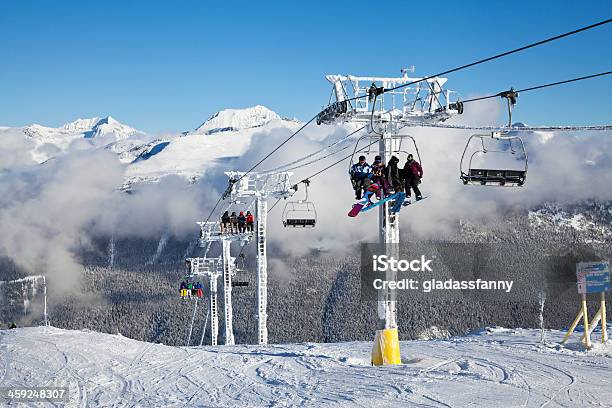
<box><xmin>1</xmin><ymin>327</ymin><xmax>611</xmax><ymax>407</ymax></box>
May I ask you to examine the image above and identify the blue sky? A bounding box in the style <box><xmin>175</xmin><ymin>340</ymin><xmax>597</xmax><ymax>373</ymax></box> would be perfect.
<box><xmin>1</xmin><ymin>1</ymin><xmax>611</xmax><ymax>133</ymax></box>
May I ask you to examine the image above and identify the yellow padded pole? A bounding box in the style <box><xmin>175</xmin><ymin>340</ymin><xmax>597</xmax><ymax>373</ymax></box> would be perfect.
<box><xmin>602</xmin><ymin>292</ymin><xmax>607</xmax><ymax>344</ymax></box>
<box><xmin>371</xmin><ymin>328</ymin><xmax>401</xmax><ymax>366</ymax></box>
<box><xmin>562</xmin><ymin>307</ymin><xmax>584</xmax><ymax>344</ymax></box>
<box><xmin>582</xmin><ymin>295</ymin><xmax>592</xmax><ymax>349</ymax></box>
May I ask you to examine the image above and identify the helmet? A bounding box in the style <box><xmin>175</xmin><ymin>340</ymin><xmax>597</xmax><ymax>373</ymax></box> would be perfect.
<box><xmin>239</xmin><ymin>211</ymin><xmax>244</xmax><ymax>215</ymax></box>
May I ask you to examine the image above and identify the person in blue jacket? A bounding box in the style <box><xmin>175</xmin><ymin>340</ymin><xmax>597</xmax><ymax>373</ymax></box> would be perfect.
<box><xmin>350</xmin><ymin>155</ymin><xmax>372</xmax><ymax>200</ymax></box>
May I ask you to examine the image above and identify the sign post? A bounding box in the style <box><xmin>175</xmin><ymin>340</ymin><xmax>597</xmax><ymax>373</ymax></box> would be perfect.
<box><xmin>562</xmin><ymin>261</ymin><xmax>610</xmax><ymax>348</ymax></box>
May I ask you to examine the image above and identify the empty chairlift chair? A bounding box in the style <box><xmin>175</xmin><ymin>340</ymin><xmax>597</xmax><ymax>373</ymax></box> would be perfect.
<box><xmin>460</xmin><ymin>132</ymin><xmax>528</xmax><ymax>187</ymax></box>
<box><xmin>282</xmin><ymin>181</ymin><xmax>317</xmax><ymax>228</ymax></box>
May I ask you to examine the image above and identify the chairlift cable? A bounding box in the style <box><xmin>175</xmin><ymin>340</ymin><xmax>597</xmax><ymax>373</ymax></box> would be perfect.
<box><xmin>263</xmin><ymin>125</ymin><xmax>367</xmax><ymax>173</ymax></box>
<box><xmin>339</xmin><ymin>19</ymin><xmax>611</xmax><ymax>104</ymax></box>
<box><xmin>457</xmin><ymin>70</ymin><xmax>612</xmax><ymax>104</ymax></box>
<box><xmin>279</xmin><ymin>134</ymin><xmax>369</xmax><ymax>173</ymax></box>
<box><xmin>300</xmin><ymin>139</ymin><xmax>379</xmax><ymax>181</ymax></box>
<box><xmin>234</xmin><ymin>115</ymin><xmax>319</xmax><ymax>184</ymax></box>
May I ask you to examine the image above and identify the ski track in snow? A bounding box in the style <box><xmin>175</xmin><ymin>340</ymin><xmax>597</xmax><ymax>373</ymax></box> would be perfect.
<box><xmin>1</xmin><ymin>327</ymin><xmax>611</xmax><ymax>407</ymax></box>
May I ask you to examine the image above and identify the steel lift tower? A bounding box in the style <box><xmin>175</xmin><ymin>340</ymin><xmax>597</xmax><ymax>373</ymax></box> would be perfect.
<box><xmin>224</xmin><ymin>171</ymin><xmax>293</xmax><ymax>344</ymax></box>
<box><xmin>317</xmin><ymin>70</ymin><xmax>460</xmax><ymax>364</ymax></box>
<box><xmin>187</xmin><ymin>256</ymin><xmax>225</xmax><ymax>345</ymax></box>
<box><xmin>197</xmin><ymin>221</ymin><xmax>248</xmax><ymax>345</ymax></box>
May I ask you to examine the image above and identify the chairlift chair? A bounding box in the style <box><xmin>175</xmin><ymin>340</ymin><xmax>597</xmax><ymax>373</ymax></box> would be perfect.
<box><xmin>459</xmin><ymin>132</ymin><xmax>528</xmax><ymax>187</ymax></box>
<box><xmin>282</xmin><ymin>180</ymin><xmax>317</xmax><ymax>228</ymax></box>
<box><xmin>347</xmin><ymin>133</ymin><xmax>423</xmax><ymax>183</ymax></box>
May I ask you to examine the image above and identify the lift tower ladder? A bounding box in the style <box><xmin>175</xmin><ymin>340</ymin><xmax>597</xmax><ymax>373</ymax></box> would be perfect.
<box><xmin>224</xmin><ymin>171</ymin><xmax>293</xmax><ymax>345</ymax></box>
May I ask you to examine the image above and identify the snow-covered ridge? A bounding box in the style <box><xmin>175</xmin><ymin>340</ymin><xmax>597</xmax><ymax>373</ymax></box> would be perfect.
<box><xmin>1</xmin><ymin>106</ymin><xmax>296</xmax><ymax>185</ymax></box>
<box><xmin>26</xmin><ymin>115</ymin><xmax>139</xmax><ymax>141</ymax></box>
<box><xmin>192</xmin><ymin>105</ymin><xmax>280</xmax><ymax>135</ymax></box>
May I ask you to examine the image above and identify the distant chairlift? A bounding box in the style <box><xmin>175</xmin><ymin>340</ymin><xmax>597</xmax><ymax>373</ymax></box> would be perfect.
<box><xmin>282</xmin><ymin>180</ymin><xmax>317</xmax><ymax>228</ymax></box>
<box><xmin>459</xmin><ymin>132</ymin><xmax>528</xmax><ymax>186</ymax></box>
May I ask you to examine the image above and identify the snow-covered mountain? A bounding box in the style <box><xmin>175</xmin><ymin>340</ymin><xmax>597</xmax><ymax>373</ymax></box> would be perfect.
<box><xmin>191</xmin><ymin>105</ymin><xmax>281</xmax><ymax>135</ymax></box>
<box><xmin>1</xmin><ymin>106</ymin><xmax>298</xmax><ymax>185</ymax></box>
<box><xmin>120</xmin><ymin>106</ymin><xmax>297</xmax><ymax>185</ymax></box>
<box><xmin>18</xmin><ymin>116</ymin><xmax>142</xmax><ymax>163</ymax></box>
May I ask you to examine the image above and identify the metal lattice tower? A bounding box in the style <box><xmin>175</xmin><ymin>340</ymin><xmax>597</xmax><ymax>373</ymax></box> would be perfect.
<box><xmin>320</xmin><ymin>72</ymin><xmax>459</xmax><ymax>332</ymax></box>
<box><xmin>196</xmin><ymin>221</ymin><xmax>247</xmax><ymax>345</ymax></box>
<box><xmin>187</xmin><ymin>257</ymin><xmax>223</xmax><ymax>345</ymax></box>
<box><xmin>224</xmin><ymin>171</ymin><xmax>293</xmax><ymax>344</ymax></box>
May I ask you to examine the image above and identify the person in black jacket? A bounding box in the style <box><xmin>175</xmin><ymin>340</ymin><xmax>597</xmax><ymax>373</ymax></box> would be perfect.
<box><xmin>221</xmin><ymin>211</ymin><xmax>231</xmax><ymax>234</ymax></box>
<box><xmin>385</xmin><ymin>155</ymin><xmax>403</xmax><ymax>193</ymax></box>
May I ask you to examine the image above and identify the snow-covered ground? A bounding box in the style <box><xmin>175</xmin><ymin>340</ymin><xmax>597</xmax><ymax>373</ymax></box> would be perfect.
<box><xmin>1</xmin><ymin>326</ymin><xmax>611</xmax><ymax>407</ymax></box>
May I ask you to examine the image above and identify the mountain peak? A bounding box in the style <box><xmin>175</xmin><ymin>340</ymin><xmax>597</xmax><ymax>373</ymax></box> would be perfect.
<box><xmin>193</xmin><ymin>105</ymin><xmax>280</xmax><ymax>135</ymax></box>
<box><xmin>61</xmin><ymin>116</ymin><xmax>121</xmax><ymax>132</ymax></box>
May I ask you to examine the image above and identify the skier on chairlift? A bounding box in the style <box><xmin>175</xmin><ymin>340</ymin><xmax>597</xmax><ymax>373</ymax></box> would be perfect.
<box><xmin>195</xmin><ymin>281</ymin><xmax>203</xmax><ymax>298</ymax></box>
<box><xmin>180</xmin><ymin>280</ymin><xmax>187</xmax><ymax>298</ymax></box>
<box><xmin>238</xmin><ymin>211</ymin><xmax>247</xmax><ymax>233</ymax></box>
<box><xmin>350</xmin><ymin>155</ymin><xmax>372</xmax><ymax>200</ymax></box>
<box><xmin>371</xmin><ymin>155</ymin><xmax>390</xmax><ymax>198</ymax></box>
<box><xmin>404</xmin><ymin>154</ymin><xmax>423</xmax><ymax>202</ymax></box>
<box><xmin>221</xmin><ymin>211</ymin><xmax>231</xmax><ymax>234</ymax></box>
<box><xmin>246</xmin><ymin>211</ymin><xmax>255</xmax><ymax>232</ymax></box>
<box><xmin>386</xmin><ymin>155</ymin><xmax>403</xmax><ymax>193</ymax></box>
<box><xmin>230</xmin><ymin>212</ymin><xmax>238</xmax><ymax>234</ymax></box>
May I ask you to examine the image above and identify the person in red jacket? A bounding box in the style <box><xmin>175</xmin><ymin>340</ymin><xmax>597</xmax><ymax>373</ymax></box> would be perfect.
<box><xmin>403</xmin><ymin>154</ymin><xmax>423</xmax><ymax>202</ymax></box>
<box><xmin>246</xmin><ymin>211</ymin><xmax>255</xmax><ymax>232</ymax></box>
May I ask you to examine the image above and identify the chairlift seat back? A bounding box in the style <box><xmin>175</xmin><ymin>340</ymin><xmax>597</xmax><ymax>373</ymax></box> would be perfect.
<box><xmin>463</xmin><ymin>168</ymin><xmax>526</xmax><ymax>186</ymax></box>
<box><xmin>284</xmin><ymin>218</ymin><xmax>316</xmax><ymax>228</ymax></box>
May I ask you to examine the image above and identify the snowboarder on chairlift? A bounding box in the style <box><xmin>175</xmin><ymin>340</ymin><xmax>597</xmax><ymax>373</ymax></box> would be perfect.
<box><xmin>404</xmin><ymin>154</ymin><xmax>423</xmax><ymax>202</ymax></box>
<box><xmin>238</xmin><ymin>211</ymin><xmax>247</xmax><ymax>233</ymax></box>
<box><xmin>195</xmin><ymin>282</ymin><xmax>203</xmax><ymax>298</ymax></box>
<box><xmin>229</xmin><ymin>212</ymin><xmax>238</xmax><ymax>234</ymax></box>
<box><xmin>371</xmin><ymin>155</ymin><xmax>390</xmax><ymax>198</ymax></box>
<box><xmin>221</xmin><ymin>211</ymin><xmax>231</xmax><ymax>234</ymax></box>
<box><xmin>180</xmin><ymin>281</ymin><xmax>187</xmax><ymax>298</ymax></box>
<box><xmin>350</xmin><ymin>155</ymin><xmax>372</xmax><ymax>200</ymax></box>
<box><xmin>246</xmin><ymin>211</ymin><xmax>255</xmax><ymax>232</ymax></box>
<box><xmin>386</xmin><ymin>155</ymin><xmax>403</xmax><ymax>193</ymax></box>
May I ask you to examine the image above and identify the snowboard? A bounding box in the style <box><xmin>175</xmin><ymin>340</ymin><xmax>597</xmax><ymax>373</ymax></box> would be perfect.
<box><xmin>348</xmin><ymin>191</ymin><xmax>404</xmax><ymax>217</ymax></box>
<box><xmin>402</xmin><ymin>195</ymin><xmax>429</xmax><ymax>207</ymax></box>
<box><xmin>348</xmin><ymin>202</ymin><xmax>365</xmax><ymax>217</ymax></box>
